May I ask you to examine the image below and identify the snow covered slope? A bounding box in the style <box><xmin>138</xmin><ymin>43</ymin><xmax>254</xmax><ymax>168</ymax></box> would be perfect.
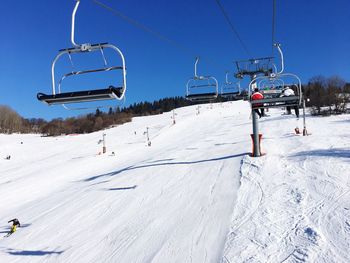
<box><xmin>0</xmin><ymin>101</ymin><xmax>349</xmax><ymax>263</ymax></box>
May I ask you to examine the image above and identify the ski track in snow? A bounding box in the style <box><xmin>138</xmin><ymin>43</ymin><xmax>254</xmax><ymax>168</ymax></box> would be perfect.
<box><xmin>0</xmin><ymin>101</ymin><xmax>349</xmax><ymax>263</ymax></box>
<box><xmin>222</xmin><ymin>108</ymin><xmax>350</xmax><ymax>263</ymax></box>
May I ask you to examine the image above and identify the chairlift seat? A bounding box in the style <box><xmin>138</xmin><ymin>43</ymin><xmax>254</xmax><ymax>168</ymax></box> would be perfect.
<box><xmin>250</xmin><ymin>95</ymin><xmax>300</xmax><ymax>109</ymax></box>
<box><xmin>37</xmin><ymin>86</ymin><xmax>123</xmax><ymax>105</ymax></box>
<box><xmin>221</xmin><ymin>91</ymin><xmax>240</xmax><ymax>97</ymax></box>
<box><xmin>189</xmin><ymin>84</ymin><xmax>217</xmax><ymax>88</ymax></box>
<box><xmin>186</xmin><ymin>92</ymin><xmax>218</xmax><ymax>101</ymax></box>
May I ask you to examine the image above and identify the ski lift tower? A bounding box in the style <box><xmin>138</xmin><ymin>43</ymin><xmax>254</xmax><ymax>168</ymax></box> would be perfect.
<box><xmin>235</xmin><ymin>57</ymin><xmax>274</xmax><ymax>157</ymax></box>
<box><xmin>144</xmin><ymin>127</ymin><xmax>151</xmax><ymax>146</ymax></box>
<box><xmin>102</xmin><ymin>133</ymin><xmax>106</xmax><ymax>153</ymax></box>
<box><xmin>98</xmin><ymin>133</ymin><xmax>107</xmax><ymax>154</ymax></box>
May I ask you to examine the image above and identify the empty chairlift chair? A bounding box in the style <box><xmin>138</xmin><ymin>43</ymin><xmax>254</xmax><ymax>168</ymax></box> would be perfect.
<box><xmin>37</xmin><ymin>0</ymin><xmax>126</xmax><ymax>108</ymax></box>
<box><xmin>221</xmin><ymin>71</ymin><xmax>241</xmax><ymax>99</ymax></box>
<box><xmin>185</xmin><ymin>57</ymin><xmax>218</xmax><ymax>102</ymax></box>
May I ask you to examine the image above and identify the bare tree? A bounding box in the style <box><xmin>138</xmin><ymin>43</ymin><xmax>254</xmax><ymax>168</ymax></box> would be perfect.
<box><xmin>307</xmin><ymin>76</ymin><xmax>327</xmax><ymax>115</ymax></box>
<box><xmin>326</xmin><ymin>76</ymin><xmax>346</xmax><ymax>114</ymax></box>
<box><xmin>0</xmin><ymin>105</ymin><xmax>23</xmax><ymax>134</ymax></box>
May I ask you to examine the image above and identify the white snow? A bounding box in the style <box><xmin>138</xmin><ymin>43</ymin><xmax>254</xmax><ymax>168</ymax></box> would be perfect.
<box><xmin>0</xmin><ymin>101</ymin><xmax>349</xmax><ymax>263</ymax></box>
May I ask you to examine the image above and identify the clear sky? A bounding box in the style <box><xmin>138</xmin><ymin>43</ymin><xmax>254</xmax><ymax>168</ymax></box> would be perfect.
<box><xmin>1</xmin><ymin>0</ymin><xmax>349</xmax><ymax>120</ymax></box>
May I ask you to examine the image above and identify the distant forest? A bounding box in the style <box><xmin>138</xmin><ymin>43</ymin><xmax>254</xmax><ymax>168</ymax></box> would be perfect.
<box><xmin>0</xmin><ymin>97</ymin><xmax>196</xmax><ymax>136</ymax></box>
<box><xmin>1</xmin><ymin>76</ymin><xmax>349</xmax><ymax>136</ymax></box>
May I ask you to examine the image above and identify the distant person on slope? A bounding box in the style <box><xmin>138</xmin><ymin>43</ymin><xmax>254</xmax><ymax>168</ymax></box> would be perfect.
<box><xmin>280</xmin><ymin>86</ymin><xmax>299</xmax><ymax>118</ymax></box>
<box><xmin>5</xmin><ymin>218</ymin><xmax>21</xmax><ymax>237</ymax></box>
<box><xmin>251</xmin><ymin>88</ymin><xmax>265</xmax><ymax>118</ymax></box>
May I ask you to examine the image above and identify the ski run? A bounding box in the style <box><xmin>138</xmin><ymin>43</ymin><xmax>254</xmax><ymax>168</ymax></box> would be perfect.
<box><xmin>0</xmin><ymin>100</ymin><xmax>349</xmax><ymax>262</ymax></box>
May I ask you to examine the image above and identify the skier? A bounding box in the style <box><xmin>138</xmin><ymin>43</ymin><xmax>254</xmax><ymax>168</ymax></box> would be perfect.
<box><xmin>5</xmin><ymin>218</ymin><xmax>21</xmax><ymax>237</ymax></box>
<box><xmin>251</xmin><ymin>88</ymin><xmax>265</xmax><ymax>118</ymax></box>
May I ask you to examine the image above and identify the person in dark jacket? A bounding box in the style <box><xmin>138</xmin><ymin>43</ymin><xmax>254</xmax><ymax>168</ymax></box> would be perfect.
<box><xmin>5</xmin><ymin>218</ymin><xmax>21</xmax><ymax>236</ymax></box>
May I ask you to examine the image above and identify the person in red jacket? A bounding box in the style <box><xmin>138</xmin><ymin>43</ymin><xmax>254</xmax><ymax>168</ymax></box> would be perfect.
<box><xmin>251</xmin><ymin>88</ymin><xmax>265</xmax><ymax>118</ymax></box>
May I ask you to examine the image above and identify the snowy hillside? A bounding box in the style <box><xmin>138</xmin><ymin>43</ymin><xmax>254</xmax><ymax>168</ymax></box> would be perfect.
<box><xmin>0</xmin><ymin>101</ymin><xmax>349</xmax><ymax>263</ymax></box>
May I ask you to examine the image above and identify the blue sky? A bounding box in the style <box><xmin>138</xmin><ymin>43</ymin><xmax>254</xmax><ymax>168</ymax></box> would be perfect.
<box><xmin>1</xmin><ymin>0</ymin><xmax>349</xmax><ymax>120</ymax></box>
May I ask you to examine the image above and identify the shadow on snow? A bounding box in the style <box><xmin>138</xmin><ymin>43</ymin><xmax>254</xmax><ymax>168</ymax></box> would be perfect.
<box><xmin>106</xmin><ymin>185</ymin><xmax>137</xmax><ymax>191</ymax></box>
<box><xmin>84</xmin><ymin>152</ymin><xmax>249</xmax><ymax>182</ymax></box>
<box><xmin>6</xmin><ymin>248</ymin><xmax>64</xmax><ymax>256</ymax></box>
<box><xmin>291</xmin><ymin>148</ymin><xmax>350</xmax><ymax>158</ymax></box>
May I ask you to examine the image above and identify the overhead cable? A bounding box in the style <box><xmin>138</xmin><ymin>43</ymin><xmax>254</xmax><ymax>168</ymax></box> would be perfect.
<box><xmin>271</xmin><ymin>0</ymin><xmax>276</xmax><ymax>56</ymax></box>
<box><xmin>92</xmin><ymin>0</ymin><xmax>226</xmax><ymax>70</ymax></box>
<box><xmin>214</xmin><ymin>0</ymin><xmax>251</xmax><ymax>57</ymax></box>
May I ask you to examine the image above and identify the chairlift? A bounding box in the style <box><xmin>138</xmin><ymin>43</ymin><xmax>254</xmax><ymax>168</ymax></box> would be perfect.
<box><xmin>37</xmin><ymin>0</ymin><xmax>126</xmax><ymax>109</ymax></box>
<box><xmin>185</xmin><ymin>57</ymin><xmax>218</xmax><ymax>102</ymax></box>
<box><xmin>234</xmin><ymin>56</ymin><xmax>274</xmax><ymax>79</ymax></box>
<box><xmin>249</xmin><ymin>75</ymin><xmax>302</xmax><ymax>109</ymax></box>
<box><xmin>221</xmin><ymin>71</ymin><xmax>241</xmax><ymax>98</ymax></box>
<box><xmin>249</xmin><ymin>44</ymin><xmax>302</xmax><ymax>109</ymax></box>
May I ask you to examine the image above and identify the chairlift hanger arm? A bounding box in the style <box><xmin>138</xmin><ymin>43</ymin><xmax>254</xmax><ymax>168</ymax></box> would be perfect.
<box><xmin>273</xmin><ymin>43</ymin><xmax>284</xmax><ymax>75</ymax></box>
<box><xmin>71</xmin><ymin>0</ymin><xmax>93</xmax><ymax>51</ymax></box>
<box><xmin>192</xmin><ymin>57</ymin><xmax>212</xmax><ymax>80</ymax></box>
<box><xmin>71</xmin><ymin>0</ymin><xmax>81</xmax><ymax>48</ymax></box>
<box><xmin>194</xmin><ymin>57</ymin><xmax>200</xmax><ymax>79</ymax></box>
<box><xmin>225</xmin><ymin>71</ymin><xmax>232</xmax><ymax>85</ymax></box>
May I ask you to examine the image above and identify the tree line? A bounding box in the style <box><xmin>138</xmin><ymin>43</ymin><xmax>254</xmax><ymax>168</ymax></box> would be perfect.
<box><xmin>303</xmin><ymin>76</ymin><xmax>350</xmax><ymax>116</ymax></box>
<box><xmin>1</xmin><ymin>76</ymin><xmax>349</xmax><ymax>135</ymax></box>
<box><xmin>0</xmin><ymin>97</ymin><xmax>194</xmax><ymax>136</ymax></box>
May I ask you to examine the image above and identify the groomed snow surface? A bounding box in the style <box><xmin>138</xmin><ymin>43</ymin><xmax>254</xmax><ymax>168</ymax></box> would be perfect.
<box><xmin>0</xmin><ymin>101</ymin><xmax>349</xmax><ymax>263</ymax></box>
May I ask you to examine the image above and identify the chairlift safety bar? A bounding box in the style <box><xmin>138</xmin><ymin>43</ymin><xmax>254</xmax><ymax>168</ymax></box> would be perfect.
<box><xmin>51</xmin><ymin>43</ymin><xmax>126</xmax><ymax>100</ymax></box>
